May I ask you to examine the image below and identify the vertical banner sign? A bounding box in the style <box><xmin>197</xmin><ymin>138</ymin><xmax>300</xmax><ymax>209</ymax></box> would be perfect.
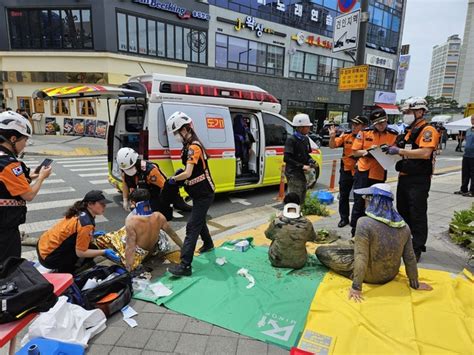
<box><xmin>333</xmin><ymin>10</ymin><xmax>360</xmax><ymax>53</ymax></box>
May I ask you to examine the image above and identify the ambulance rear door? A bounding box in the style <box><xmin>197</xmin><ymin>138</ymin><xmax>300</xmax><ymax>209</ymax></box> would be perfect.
<box><xmin>161</xmin><ymin>102</ymin><xmax>236</xmax><ymax>193</ymax></box>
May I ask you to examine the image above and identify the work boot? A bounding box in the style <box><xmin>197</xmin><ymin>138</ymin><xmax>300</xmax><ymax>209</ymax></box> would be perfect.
<box><xmin>337</xmin><ymin>219</ymin><xmax>349</xmax><ymax>228</ymax></box>
<box><xmin>168</xmin><ymin>263</ymin><xmax>192</xmax><ymax>277</ymax></box>
<box><xmin>198</xmin><ymin>243</ymin><xmax>215</xmax><ymax>254</ymax></box>
<box><xmin>173</xmin><ymin>196</ymin><xmax>192</xmax><ymax>212</ymax></box>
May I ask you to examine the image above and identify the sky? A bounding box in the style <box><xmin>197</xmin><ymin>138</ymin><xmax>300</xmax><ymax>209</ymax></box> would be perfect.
<box><xmin>396</xmin><ymin>0</ymin><xmax>468</xmax><ymax>100</ymax></box>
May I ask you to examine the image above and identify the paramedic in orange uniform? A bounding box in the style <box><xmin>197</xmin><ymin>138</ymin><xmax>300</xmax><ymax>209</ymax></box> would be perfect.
<box><xmin>328</xmin><ymin>115</ymin><xmax>369</xmax><ymax>228</ymax></box>
<box><xmin>0</xmin><ymin>111</ymin><xmax>51</xmax><ymax>263</ymax></box>
<box><xmin>350</xmin><ymin>108</ymin><xmax>398</xmax><ymax>236</ymax></box>
<box><xmin>385</xmin><ymin>97</ymin><xmax>440</xmax><ymax>261</ymax></box>
<box><xmin>166</xmin><ymin>111</ymin><xmax>215</xmax><ymax>277</ymax></box>
<box><xmin>37</xmin><ymin>190</ymin><xmax>120</xmax><ymax>273</ymax></box>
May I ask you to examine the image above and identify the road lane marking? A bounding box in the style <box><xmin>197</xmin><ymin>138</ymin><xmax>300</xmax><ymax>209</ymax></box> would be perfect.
<box><xmin>63</xmin><ymin>162</ymin><xmax>107</xmax><ymax>168</ymax></box>
<box><xmin>20</xmin><ymin>215</ymin><xmax>108</xmax><ymax>234</ymax></box>
<box><xmin>89</xmin><ymin>179</ymin><xmax>109</xmax><ymax>185</ymax></box>
<box><xmin>27</xmin><ymin>198</ymin><xmax>80</xmax><ymax>211</ymax></box>
<box><xmin>38</xmin><ymin>187</ymin><xmax>75</xmax><ymax>195</ymax></box>
<box><xmin>70</xmin><ymin>167</ymin><xmax>107</xmax><ymax>171</ymax></box>
<box><xmin>54</xmin><ymin>157</ymin><xmax>107</xmax><ymax>162</ymax></box>
<box><xmin>42</xmin><ymin>179</ymin><xmax>65</xmax><ymax>185</ymax></box>
<box><xmin>78</xmin><ymin>172</ymin><xmax>109</xmax><ymax>177</ymax></box>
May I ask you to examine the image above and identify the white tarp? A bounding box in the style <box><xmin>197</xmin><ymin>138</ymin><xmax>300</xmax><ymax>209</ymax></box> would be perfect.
<box><xmin>445</xmin><ymin>117</ymin><xmax>473</xmax><ymax>131</ymax></box>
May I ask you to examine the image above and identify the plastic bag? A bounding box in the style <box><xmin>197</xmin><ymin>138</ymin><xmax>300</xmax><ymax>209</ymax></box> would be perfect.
<box><xmin>21</xmin><ymin>296</ymin><xmax>107</xmax><ymax>348</ymax></box>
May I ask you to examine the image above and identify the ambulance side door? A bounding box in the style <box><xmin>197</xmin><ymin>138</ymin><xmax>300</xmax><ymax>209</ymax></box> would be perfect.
<box><xmin>161</xmin><ymin>103</ymin><xmax>236</xmax><ymax>193</ymax></box>
<box><xmin>261</xmin><ymin>112</ymin><xmax>293</xmax><ymax>186</ymax></box>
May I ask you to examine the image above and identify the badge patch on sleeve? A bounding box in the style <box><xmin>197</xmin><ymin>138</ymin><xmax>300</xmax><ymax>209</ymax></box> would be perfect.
<box><xmin>150</xmin><ymin>175</ymin><xmax>157</xmax><ymax>182</ymax></box>
<box><xmin>12</xmin><ymin>165</ymin><xmax>23</xmax><ymax>176</ymax></box>
<box><xmin>423</xmin><ymin>130</ymin><xmax>433</xmax><ymax>142</ymax></box>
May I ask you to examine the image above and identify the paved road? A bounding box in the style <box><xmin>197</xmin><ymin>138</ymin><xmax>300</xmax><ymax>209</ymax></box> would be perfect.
<box><xmin>21</xmin><ymin>140</ymin><xmax>462</xmax><ymax>245</ymax></box>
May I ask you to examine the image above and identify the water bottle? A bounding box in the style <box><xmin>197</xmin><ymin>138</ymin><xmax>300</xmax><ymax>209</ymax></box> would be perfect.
<box><xmin>27</xmin><ymin>344</ymin><xmax>40</xmax><ymax>355</ymax></box>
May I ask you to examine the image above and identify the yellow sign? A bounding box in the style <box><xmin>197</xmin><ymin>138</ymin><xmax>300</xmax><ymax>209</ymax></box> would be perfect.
<box><xmin>338</xmin><ymin>65</ymin><xmax>369</xmax><ymax>91</ymax></box>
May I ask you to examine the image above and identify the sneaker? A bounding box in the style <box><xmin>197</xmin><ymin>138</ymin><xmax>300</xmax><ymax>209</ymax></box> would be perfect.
<box><xmin>173</xmin><ymin>197</ymin><xmax>193</xmax><ymax>212</ymax></box>
<box><xmin>454</xmin><ymin>190</ymin><xmax>466</xmax><ymax>195</ymax></box>
<box><xmin>168</xmin><ymin>263</ymin><xmax>192</xmax><ymax>277</ymax></box>
<box><xmin>463</xmin><ymin>191</ymin><xmax>474</xmax><ymax>197</ymax></box>
<box><xmin>198</xmin><ymin>244</ymin><xmax>215</xmax><ymax>254</ymax></box>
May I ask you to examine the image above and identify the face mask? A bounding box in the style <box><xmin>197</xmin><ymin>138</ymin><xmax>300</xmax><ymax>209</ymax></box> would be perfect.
<box><xmin>123</xmin><ymin>166</ymin><xmax>137</xmax><ymax>176</ymax></box>
<box><xmin>174</xmin><ymin>133</ymin><xmax>184</xmax><ymax>143</ymax></box>
<box><xmin>134</xmin><ymin>200</ymin><xmax>153</xmax><ymax>216</ymax></box>
<box><xmin>403</xmin><ymin>113</ymin><xmax>415</xmax><ymax>125</ymax></box>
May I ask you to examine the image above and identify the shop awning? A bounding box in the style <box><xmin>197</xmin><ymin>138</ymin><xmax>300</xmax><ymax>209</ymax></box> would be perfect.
<box><xmin>376</xmin><ymin>103</ymin><xmax>401</xmax><ymax>115</ymax></box>
<box><xmin>33</xmin><ymin>84</ymin><xmax>144</xmax><ymax>100</ymax></box>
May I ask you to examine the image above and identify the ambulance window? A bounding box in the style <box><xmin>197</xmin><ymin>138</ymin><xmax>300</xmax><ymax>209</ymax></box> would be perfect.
<box><xmin>125</xmin><ymin>109</ymin><xmax>144</xmax><ymax>132</ymax></box>
<box><xmin>263</xmin><ymin>113</ymin><xmax>293</xmax><ymax>146</ymax></box>
<box><xmin>157</xmin><ymin>107</ymin><xmax>169</xmax><ymax>147</ymax></box>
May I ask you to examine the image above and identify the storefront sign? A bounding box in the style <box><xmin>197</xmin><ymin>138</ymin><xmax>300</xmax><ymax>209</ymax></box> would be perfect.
<box><xmin>396</xmin><ymin>54</ymin><xmax>411</xmax><ymax>90</ymax></box>
<box><xmin>291</xmin><ymin>32</ymin><xmax>332</xmax><ymax>50</ymax></box>
<box><xmin>366</xmin><ymin>53</ymin><xmax>394</xmax><ymax>70</ymax></box>
<box><xmin>132</xmin><ymin>0</ymin><xmax>210</xmax><ymax>21</ymax></box>
<box><xmin>235</xmin><ymin>16</ymin><xmax>275</xmax><ymax>38</ymax></box>
<box><xmin>333</xmin><ymin>10</ymin><xmax>360</xmax><ymax>53</ymax></box>
<box><xmin>217</xmin><ymin>17</ymin><xmax>286</xmax><ymax>38</ymax></box>
<box><xmin>374</xmin><ymin>91</ymin><xmax>397</xmax><ymax>104</ymax></box>
<box><xmin>256</xmin><ymin>0</ymin><xmax>332</xmax><ymax>26</ymax></box>
<box><xmin>338</xmin><ymin>65</ymin><xmax>369</xmax><ymax>91</ymax></box>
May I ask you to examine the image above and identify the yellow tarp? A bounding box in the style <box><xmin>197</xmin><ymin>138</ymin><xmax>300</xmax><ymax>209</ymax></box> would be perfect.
<box><xmin>299</xmin><ymin>268</ymin><xmax>474</xmax><ymax>354</ymax></box>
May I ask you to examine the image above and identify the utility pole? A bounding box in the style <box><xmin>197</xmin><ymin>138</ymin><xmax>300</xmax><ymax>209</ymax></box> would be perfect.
<box><xmin>348</xmin><ymin>0</ymin><xmax>369</xmax><ymax>120</ymax></box>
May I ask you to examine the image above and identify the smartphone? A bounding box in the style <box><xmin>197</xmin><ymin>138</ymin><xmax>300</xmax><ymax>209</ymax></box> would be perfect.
<box><xmin>34</xmin><ymin>158</ymin><xmax>53</xmax><ymax>174</ymax></box>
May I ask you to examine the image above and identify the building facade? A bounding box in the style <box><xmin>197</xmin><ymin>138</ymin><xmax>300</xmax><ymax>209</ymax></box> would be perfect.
<box><xmin>455</xmin><ymin>0</ymin><xmax>474</xmax><ymax>106</ymax></box>
<box><xmin>0</xmin><ymin>0</ymin><xmax>405</xmax><ymax>135</ymax></box>
<box><xmin>427</xmin><ymin>35</ymin><xmax>461</xmax><ymax>100</ymax></box>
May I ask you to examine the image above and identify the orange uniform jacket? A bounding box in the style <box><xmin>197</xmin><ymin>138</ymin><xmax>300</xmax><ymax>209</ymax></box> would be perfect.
<box><xmin>352</xmin><ymin>127</ymin><xmax>398</xmax><ymax>181</ymax></box>
<box><xmin>334</xmin><ymin>131</ymin><xmax>357</xmax><ymax>175</ymax></box>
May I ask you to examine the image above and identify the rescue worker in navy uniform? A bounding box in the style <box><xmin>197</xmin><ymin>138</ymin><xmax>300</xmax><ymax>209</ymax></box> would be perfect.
<box><xmin>350</xmin><ymin>109</ymin><xmax>398</xmax><ymax>236</ymax></box>
<box><xmin>284</xmin><ymin>113</ymin><xmax>317</xmax><ymax>204</ymax></box>
<box><xmin>166</xmin><ymin>112</ymin><xmax>215</xmax><ymax>277</ymax></box>
<box><xmin>328</xmin><ymin>115</ymin><xmax>369</xmax><ymax>228</ymax></box>
<box><xmin>0</xmin><ymin>111</ymin><xmax>52</xmax><ymax>263</ymax></box>
<box><xmin>116</xmin><ymin>147</ymin><xmax>191</xmax><ymax>221</ymax></box>
<box><xmin>385</xmin><ymin>97</ymin><xmax>440</xmax><ymax>261</ymax></box>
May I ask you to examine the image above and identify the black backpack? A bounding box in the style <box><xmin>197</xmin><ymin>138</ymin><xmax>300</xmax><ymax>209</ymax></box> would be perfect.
<box><xmin>0</xmin><ymin>257</ymin><xmax>58</xmax><ymax>324</ymax></box>
<box><xmin>66</xmin><ymin>265</ymin><xmax>132</xmax><ymax>317</ymax></box>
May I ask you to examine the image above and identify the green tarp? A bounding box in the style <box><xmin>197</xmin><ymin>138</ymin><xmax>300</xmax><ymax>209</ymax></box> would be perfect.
<box><xmin>135</xmin><ymin>246</ymin><xmax>327</xmax><ymax>349</ymax></box>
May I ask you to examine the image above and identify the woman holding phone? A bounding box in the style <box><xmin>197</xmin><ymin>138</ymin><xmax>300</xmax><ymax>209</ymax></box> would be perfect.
<box><xmin>0</xmin><ymin>111</ymin><xmax>52</xmax><ymax>263</ymax></box>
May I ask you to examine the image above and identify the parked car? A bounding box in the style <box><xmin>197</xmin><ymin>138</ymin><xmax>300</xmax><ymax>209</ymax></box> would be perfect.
<box><xmin>309</xmin><ymin>132</ymin><xmax>323</xmax><ymax>147</ymax></box>
<box><xmin>320</xmin><ymin>123</ymin><xmax>349</xmax><ymax>146</ymax></box>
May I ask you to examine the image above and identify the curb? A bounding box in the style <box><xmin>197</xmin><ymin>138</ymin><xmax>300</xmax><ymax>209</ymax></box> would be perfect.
<box><xmin>25</xmin><ymin>148</ymin><xmax>107</xmax><ymax>157</ymax></box>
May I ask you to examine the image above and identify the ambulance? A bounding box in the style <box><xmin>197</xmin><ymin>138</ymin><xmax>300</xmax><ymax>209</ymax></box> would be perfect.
<box><xmin>34</xmin><ymin>74</ymin><xmax>323</xmax><ymax>194</ymax></box>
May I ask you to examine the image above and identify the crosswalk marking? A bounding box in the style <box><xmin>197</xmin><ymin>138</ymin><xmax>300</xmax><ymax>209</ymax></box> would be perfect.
<box><xmin>22</xmin><ymin>161</ymin><xmax>40</xmax><ymax>165</ymax></box>
<box><xmin>63</xmin><ymin>162</ymin><xmax>107</xmax><ymax>168</ymax></box>
<box><xmin>89</xmin><ymin>179</ymin><xmax>109</xmax><ymax>185</ymax></box>
<box><xmin>27</xmin><ymin>198</ymin><xmax>80</xmax><ymax>211</ymax></box>
<box><xmin>78</xmin><ymin>172</ymin><xmax>109</xmax><ymax>177</ymax></box>
<box><xmin>42</xmin><ymin>179</ymin><xmax>65</xmax><ymax>185</ymax></box>
<box><xmin>104</xmin><ymin>188</ymin><xmax>120</xmax><ymax>195</ymax></box>
<box><xmin>38</xmin><ymin>187</ymin><xmax>75</xmax><ymax>195</ymax></box>
<box><xmin>70</xmin><ymin>167</ymin><xmax>107</xmax><ymax>172</ymax></box>
<box><xmin>53</xmin><ymin>157</ymin><xmax>107</xmax><ymax>162</ymax></box>
<box><xmin>20</xmin><ymin>215</ymin><xmax>109</xmax><ymax>234</ymax></box>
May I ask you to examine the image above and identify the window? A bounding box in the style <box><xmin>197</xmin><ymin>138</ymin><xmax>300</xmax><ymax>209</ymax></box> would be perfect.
<box><xmin>318</xmin><ymin>56</ymin><xmax>332</xmax><ymax>80</ymax></box>
<box><xmin>368</xmin><ymin>66</ymin><xmax>395</xmax><ymax>90</ymax></box>
<box><xmin>8</xmin><ymin>8</ymin><xmax>93</xmax><ymax>49</ymax></box>
<box><xmin>77</xmin><ymin>99</ymin><xmax>96</xmax><ymax>117</ymax></box>
<box><xmin>263</xmin><ymin>113</ymin><xmax>292</xmax><ymax>146</ymax></box>
<box><xmin>303</xmin><ymin>53</ymin><xmax>318</xmax><ymax>79</ymax></box>
<box><xmin>17</xmin><ymin>97</ymin><xmax>32</xmax><ymax>116</ymax></box>
<box><xmin>115</xmin><ymin>12</ymin><xmax>206</xmax><ymax>64</ymax></box>
<box><xmin>290</xmin><ymin>51</ymin><xmax>348</xmax><ymax>83</ymax></box>
<box><xmin>331</xmin><ymin>59</ymin><xmax>344</xmax><ymax>82</ymax></box>
<box><xmin>215</xmin><ymin>34</ymin><xmax>284</xmax><ymax>76</ymax></box>
<box><xmin>51</xmin><ymin>99</ymin><xmax>70</xmax><ymax>115</ymax></box>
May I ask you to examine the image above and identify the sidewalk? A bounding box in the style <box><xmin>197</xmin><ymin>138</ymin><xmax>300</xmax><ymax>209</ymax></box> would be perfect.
<box><xmin>8</xmin><ymin>172</ymin><xmax>471</xmax><ymax>355</ymax></box>
<box><xmin>24</xmin><ymin>134</ymin><xmax>107</xmax><ymax>157</ymax></box>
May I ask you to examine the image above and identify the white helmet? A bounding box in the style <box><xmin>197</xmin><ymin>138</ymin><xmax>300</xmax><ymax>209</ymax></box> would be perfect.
<box><xmin>0</xmin><ymin>111</ymin><xmax>32</xmax><ymax>138</ymax></box>
<box><xmin>116</xmin><ymin>147</ymin><xmax>138</xmax><ymax>170</ymax></box>
<box><xmin>403</xmin><ymin>97</ymin><xmax>428</xmax><ymax>112</ymax></box>
<box><xmin>167</xmin><ymin>111</ymin><xmax>193</xmax><ymax>134</ymax></box>
<box><xmin>292</xmin><ymin>113</ymin><xmax>313</xmax><ymax>127</ymax></box>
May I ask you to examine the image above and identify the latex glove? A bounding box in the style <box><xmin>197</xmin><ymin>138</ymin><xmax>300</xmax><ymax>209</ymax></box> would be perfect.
<box><xmin>386</xmin><ymin>146</ymin><xmax>400</xmax><ymax>155</ymax></box>
<box><xmin>122</xmin><ymin>199</ymin><xmax>129</xmax><ymax>211</ymax></box>
<box><xmin>168</xmin><ymin>177</ymin><xmax>177</xmax><ymax>185</ymax></box>
<box><xmin>93</xmin><ymin>230</ymin><xmax>106</xmax><ymax>238</ymax></box>
<box><xmin>174</xmin><ymin>168</ymin><xmax>184</xmax><ymax>176</ymax></box>
<box><xmin>104</xmin><ymin>249</ymin><xmax>120</xmax><ymax>263</ymax></box>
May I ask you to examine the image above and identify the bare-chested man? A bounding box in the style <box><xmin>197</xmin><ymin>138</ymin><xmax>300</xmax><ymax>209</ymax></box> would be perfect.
<box><xmin>95</xmin><ymin>189</ymin><xmax>182</xmax><ymax>271</ymax></box>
